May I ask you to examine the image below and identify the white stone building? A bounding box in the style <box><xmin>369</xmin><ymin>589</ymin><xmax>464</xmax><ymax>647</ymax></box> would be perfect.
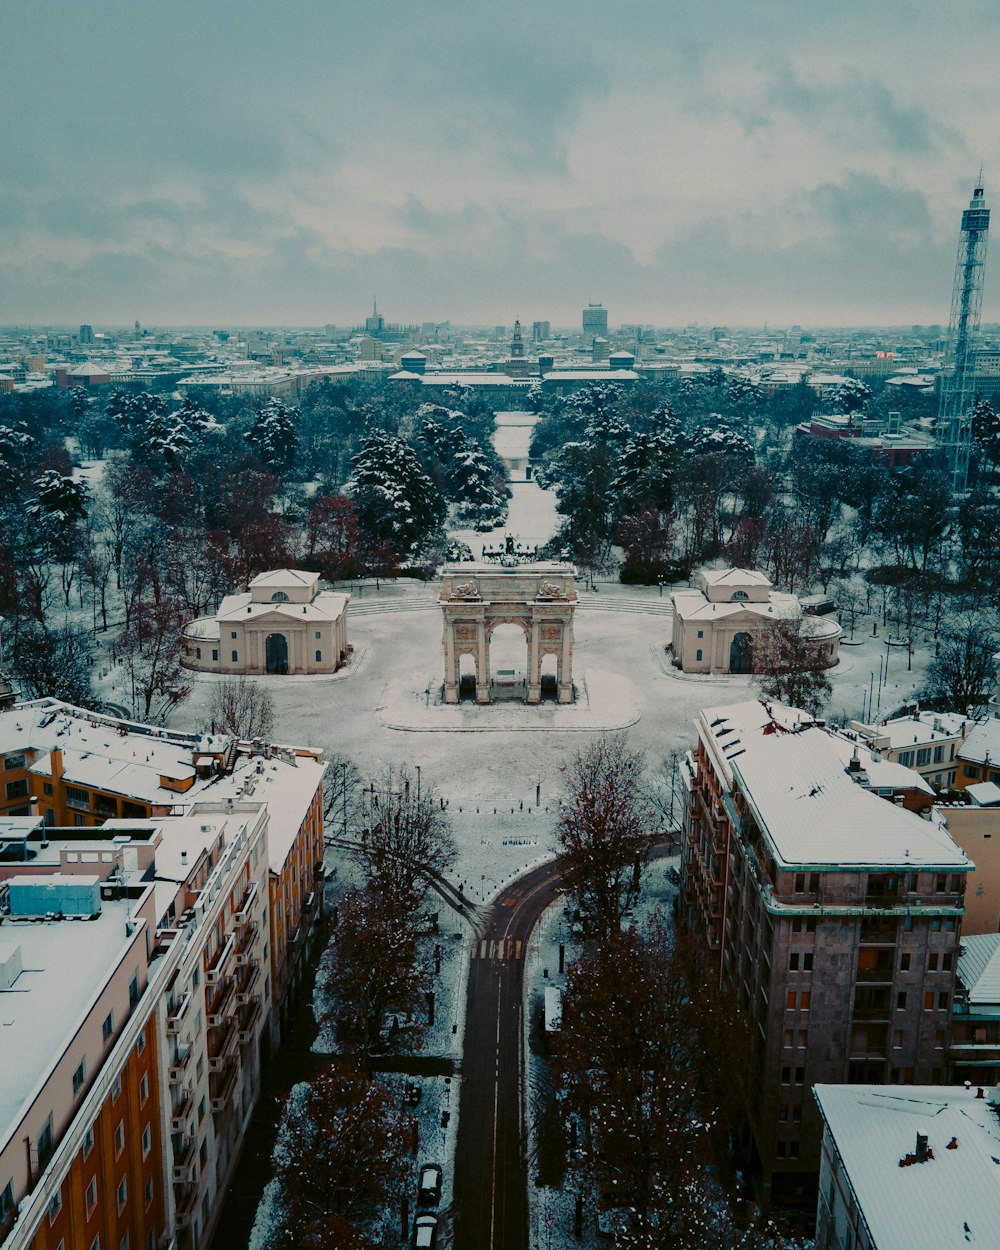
<box><xmin>670</xmin><ymin>567</ymin><xmax>840</xmax><ymax>675</ymax></box>
<box><xmin>182</xmin><ymin>569</ymin><xmax>349</xmax><ymax>676</ymax></box>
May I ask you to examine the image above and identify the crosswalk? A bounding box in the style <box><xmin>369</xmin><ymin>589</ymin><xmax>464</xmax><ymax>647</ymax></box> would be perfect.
<box><xmin>472</xmin><ymin>937</ymin><xmax>523</xmax><ymax>962</ymax></box>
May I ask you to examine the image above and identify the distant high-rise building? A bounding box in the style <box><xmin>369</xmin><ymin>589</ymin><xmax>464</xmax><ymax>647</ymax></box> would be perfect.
<box><xmin>582</xmin><ymin>303</ymin><xmax>608</xmax><ymax>340</ymax></box>
<box><xmin>531</xmin><ymin>320</ymin><xmax>550</xmax><ymax>342</ymax></box>
<box><xmin>79</xmin><ymin>323</ymin><xmax>93</xmax><ymax>344</ymax></box>
<box><xmin>365</xmin><ymin>298</ymin><xmax>385</xmax><ymax>336</ymax></box>
<box><xmin>939</xmin><ymin>177</ymin><xmax>990</xmax><ymax>491</ymax></box>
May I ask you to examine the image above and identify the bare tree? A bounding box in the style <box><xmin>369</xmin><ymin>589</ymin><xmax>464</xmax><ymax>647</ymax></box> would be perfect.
<box><xmin>208</xmin><ymin>675</ymin><xmax>275</xmax><ymax>740</ymax></box>
<box><xmin>323</xmin><ymin>752</ymin><xmax>365</xmax><ymax>839</ymax></box>
<box><xmin>322</xmin><ymin>884</ymin><xmax>427</xmax><ymax>1058</ymax></box>
<box><xmin>557</xmin><ymin>735</ymin><xmax>651</xmax><ymax>941</ymax></box>
<box><xmin>355</xmin><ymin>766</ymin><xmax>456</xmax><ymax>908</ymax></box>
<box><xmin>266</xmin><ymin>1060</ymin><xmax>409</xmax><ymax>1249</ymax></box>
<box><xmin>112</xmin><ymin>597</ymin><xmax>190</xmax><ymax>723</ymax></box>
<box><xmin>553</xmin><ymin>916</ymin><xmax>749</xmax><ymax>1242</ymax></box>
<box><xmin>752</xmin><ymin>613</ymin><xmax>833</xmax><ymax>716</ymax></box>
<box><xmin>922</xmin><ymin>615</ymin><xmax>999</xmax><ymax>714</ymax></box>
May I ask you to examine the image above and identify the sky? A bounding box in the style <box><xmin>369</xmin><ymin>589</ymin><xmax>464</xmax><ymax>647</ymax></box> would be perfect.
<box><xmin>3</xmin><ymin>0</ymin><xmax>1000</xmax><ymax>329</ymax></box>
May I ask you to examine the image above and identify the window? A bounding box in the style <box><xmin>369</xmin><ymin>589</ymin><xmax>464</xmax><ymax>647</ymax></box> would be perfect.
<box><xmin>232</xmin><ymin>651</ymin><xmax>238</xmax><ymax>663</ymax></box>
<box><xmin>938</xmin><ymin>991</ymin><xmax>950</xmax><ymax>1011</ymax></box>
<box><xmin>899</xmin><ymin>750</ymin><xmax>913</xmax><ymax>767</ymax></box>
<box><xmin>120</xmin><ymin>1235</ymin><xmax>129</xmax><ymax>1250</ymax></box>
<box><xmin>314</xmin><ymin>630</ymin><xmax>322</xmax><ymax>639</ymax></box>
<box><xmin>198</xmin><ymin>1096</ymin><xmax>206</xmax><ymax>1124</ymax></box>
<box><xmin>271</xmin><ymin>591</ymin><xmax>289</xmax><ymax>601</ymax></box>
<box><xmin>695</xmin><ymin>648</ymin><xmax>703</xmax><ymax>662</ymax></box>
<box><xmin>809</xmin><ymin>872</ymin><xmax>820</xmax><ymax>893</ymax></box>
<box><xmin>73</xmin><ymin>1059</ymin><xmax>87</xmax><ymax>1096</ymax></box>
<box><xmin>83</xmin><ymin>1126</ymin><xmax>94</xmax><ymax>1158</ymax></box>
<box><xmin>794</xmin><ymin>873</ymin><xmax>805</xmax><ymax>892</ymax></box>
<box><xmin>3</xmin><ymin>753</ymin><xmax>26</xmax><ymax>770</ymax></box>
<box><xmin>966</xmin><ymin>765</ymin><xmax>981</xmax><ymax>780</ymax></box>
<box><xmin>129</xmin><ymin>974</ymin><xmax>139</xmax><ymax>1008</ymax></box>
<box><xmin>900</xmin><ymin>953</ymin><xmax>911</xmax><ymax>972</ymax></box>
<box><xmin>43</xmin><ymin>781</ymin><xmax>53</xmax><ymax>796</ymax></box>
<box><xmin>5</xmin><ymin>779</ymin><xmax>27</xmax><ymax>800</ymax></box>
<box><xmin>789</xmin><ymin>953</ymin><xmax>799</xmax><ymax>971</ymax></box>
<box><xmin>144</xmin><ymin>1178</ymin><xmax>153</xmax><ymax>1208</ymax></box>
<box><xmin>114</xmin><ymin>1121</ymin><xmax>125</xmax><ymax>1157</ymax></box>
<box><xmin>38</xmin><ymin>1116</ymin><xmax>53</xmax><ymax>1168</ymax></box>
<box><xmin>803</xmin><ymin>953</ymin><xmax>814</xmax><ymax>971</ymax></box>
<box><xmin>893</xmin><ymin>1029</ymin><xmax>904</xmax><ymax>1048</ymax></box>
<box><xmin>141</xmin><ymin>1124</ymin><xmax>151</xmax><ymax>1158</ymax></box>
<box><xmin>933</xmin><ymin>745</ymin><xmax>944</xmax><ymax>763</ymax></box>
<box><xmin>732</xmin><ymin>590</ymin><xmax>749</xmax><ymax>601</ymax></box>
<box><xmin>230</xmin><ymin>631</ymin><xmax>237</xmax><ymax>640</ymax></box>
<box><xmin>924</xmin><ymin>991</ymin><xmax>935</xmax><ymax>1010</ymax></box>
<box><xmin>916</xmin><ymin>748</ymin><xmax>930</xmax><ymax>767</ymax></box>
<box><xmin>800</xmin><ymin>991</ymin><xmax>811</xmax><ymax>1009</ymax></box>
<box><xmin>48</xmin><ymin>1187</ymin><xmax>62</xmax><ymax>1223</ymax></box>
<box><xmin>139</xmin><ymin>1073</ymin><xmax>149</xmax><ymax>1104</ymax></box>
<box><xmin>928</xmin><ymin>953</ymin><xmax>939</xmax><ymax>971</ymax></box>
<box><xmin>135</xmin><ymin>1030</ymin><xmax>146</xmax><ymax>1056</ymax></box>
<box><xmin>943</xmin><ymin>952</ymin><xmax>954</xmax><ymax>972</ymax></box>
<box><xmin>66</xmin><ymin>785</ymin><xmax>90</xmax><ymax>810</ymax></box>
<box><xmin>112</xmin><ymin>1074</ymin><xmax>122</xmax><ymax>1102</ymax></box>
<box><xmin>786</xmin><ymin>991</ymin><xmax>797</xmax><ymax>1010</ymax></box>
<box><xmin>212</xmin><ymin>649</ymin><xmax>219</xmax><ymax>661</ymax></box>
<box><xmin>86</xmin><ymin>1177</ymin><xmax>97</xmax><ymax>1217</ymax></box>
<box><xmin>116</xmin><ymin>1177</ymin><xmax>127</xmax><ymax>1213</ymax></box>
<box><xmin>897</xmin><ymin>992</ymin><xmax>907</xmax><ymax>1010</ymax></box>
<box><xmin>0</xmin><ymin>1182</ymin><xmax>13</xmax><ymax>1224</ymax></box>
<box><xmin>90</xmin><ymin>1239</ymin><xmax>100</xmax><ymax>1250</ymax></box>
<box><xmin>195</xmin><ymin>647</ymin><xmax>202</xmax><ymax>660</ymax></box>
<box><xmin>102</xmin><ymin>1012</ymin><xmax>114</xmax><ymax>1042</ymax></box>
<box><xmin>315</xmin><ymin>650</ymin><xmax>322</xmax><ymax>663</ymax></box>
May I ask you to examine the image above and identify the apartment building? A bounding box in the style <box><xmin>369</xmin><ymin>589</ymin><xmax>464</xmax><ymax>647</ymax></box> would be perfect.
<box><xmin>0</xmin><ymin>699</ymin><xmax>328</xmax><ymax>1051</ymax></box>
<box><xmin>0</xmin><ymin>800</ymin><xmax>270</xmax><ymax>1250</ymax></box>
<box><xmin>813</xmin><ymin>1083</ymin><xmax>1000</xmax><ymax>1250</ymax></box>
<box><xmin>948</xmin><ymin>932</ymin><xmax>1000</xmax><ymax>1086</ymax></box>
<box><xmin>680</xmin><ymin>700</ymin><xmax>971</xmax><ymax>1208</ymax></box>
<box><xmin>849</xmin><ymin>711</ymin><xmax>971</xmax><ymax>792</ymax></box>
<box><xmin>954</xmin><ymin>720</ymin><xmax>1000</xmax><ymax>792</ymax></box>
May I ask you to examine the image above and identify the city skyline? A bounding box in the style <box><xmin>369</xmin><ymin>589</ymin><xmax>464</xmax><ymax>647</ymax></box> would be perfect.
<box><xmin>4</xmin><ymin>1</ymin><xmax>1000</xmax><ymax>326</ymax></box>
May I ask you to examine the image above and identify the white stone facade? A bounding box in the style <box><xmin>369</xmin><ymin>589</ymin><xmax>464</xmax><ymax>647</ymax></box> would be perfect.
<box><xmin>182</xmin><ymin>569</ymin><xmax>350</xmax><ymax>676</ymax></box>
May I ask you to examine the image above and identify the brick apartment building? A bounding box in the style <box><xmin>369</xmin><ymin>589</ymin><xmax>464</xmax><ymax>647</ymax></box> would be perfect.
<box><xmin>680</xmin><ymin>700</ymin><xmax>971</xmax><ymax>1208</ymax></box>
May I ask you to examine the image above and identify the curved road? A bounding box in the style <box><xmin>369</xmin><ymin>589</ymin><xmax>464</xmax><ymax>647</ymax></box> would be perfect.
<box><xmin>451</xmin><ymin>840</ymin><xmax>676</xmax><ymax>1250</ymax></box>
<box><xmin>453</xmin><ymin>859</ymin><xmax>564</xmax><ymax>1250</ymax></box>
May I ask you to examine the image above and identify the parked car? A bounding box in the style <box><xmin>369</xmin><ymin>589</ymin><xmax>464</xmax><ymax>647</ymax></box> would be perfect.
<box><xmin>415</xmin><ymin>1214</ymin><xmax>438</xmax><ymax>1247</ymax></box>
<box><xmin>417</xmin><ymin>1164</ymin><xmax>442</xmax><ymax>1206</ymax></box>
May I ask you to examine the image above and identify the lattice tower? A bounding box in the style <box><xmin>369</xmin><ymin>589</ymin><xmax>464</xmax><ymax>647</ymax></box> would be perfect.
<box><xmin>939</xmin><ymin>178</ymin><xmax>990</xmax><ymax>492</ymax></box>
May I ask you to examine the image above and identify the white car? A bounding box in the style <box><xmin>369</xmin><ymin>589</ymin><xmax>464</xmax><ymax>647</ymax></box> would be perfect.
<box><xmin>414</xmin><ymin>1214</ymin><xmax>438</xmax><ymax>1248</ymax></box>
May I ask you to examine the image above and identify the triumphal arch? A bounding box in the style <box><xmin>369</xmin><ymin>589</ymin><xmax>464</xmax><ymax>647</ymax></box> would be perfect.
<box><xmin>440</xmin><ymin>562</ymin><xmax>577</xmax><ymax>704</ymax></box>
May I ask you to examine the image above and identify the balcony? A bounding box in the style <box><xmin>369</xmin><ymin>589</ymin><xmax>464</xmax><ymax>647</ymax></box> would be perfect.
<box><xmin>170</xmin><ymin>1089</ymin><xmax>194</xmax><ymax>1131</ymax></box>
<box><xmin>208</xmin><ymin>1019</ymin><xmax>239</xmax><ymax>1070</ymax></box>
<box><xmin>168</xmin><ymin>1044</ymin><xmax>191</xmax><ymax>1082</ymax></box>
<box><xmin>174</xmin><ymin>1180</ymin><xmax>198</xmax><ymax>1227</ymax></box>
<box><xmin>209</xmin><ymin>1057</ymin><xmax>239</xmax><ymax>1112</ymax></box>
<box><xmin>207</xmin><ymin>978</ymin><xmax>236</xmax><ymax>1026</ymax></box>
<box><xmin>235</xmin><ymin>881</ymin><xmax>259</xmax><ymax>926</ymax></box>
<box><xmin>234</xmin><ymin>921</ymin><xmax>257</xmax><ymax>965</ymax></box>
<box><xmin>235</xmin><ymin>962</ymin><xmax>261</xmax><ymax>1006</ymax></box>
<box><xmin>237</xmin><ymin>998</ymin><xmax>263</xmax><ymax>1044</ymax></box>
<box><xmin>206</xmin><ymin>932</ymin><xmax>235</xmax><ymax>984</ymax></box>
<box><xmin>166</xmin><ymin>991</ymin><xmax>191</xmax><ymax>1034</ymax></box>
<box><xmin>172</xmin><ymin>1134</ymin><xmax>197</xmax><ymax>1183</ymax></box>
<box><xmin>855</xmin><ymin>967</ymin><xmax>895</xmax><ymax>984</ymax></box>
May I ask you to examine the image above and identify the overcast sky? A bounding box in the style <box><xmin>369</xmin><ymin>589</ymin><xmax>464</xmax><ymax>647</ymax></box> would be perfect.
<box><xmin>4</xmin><ymin>0</ymin><xmax>1000</xmax><ymax>328</ymax></box>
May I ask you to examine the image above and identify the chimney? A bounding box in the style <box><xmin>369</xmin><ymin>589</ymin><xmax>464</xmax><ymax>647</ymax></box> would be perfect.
<box><xmin>849</xmin><ymin>746</ymin><xmax>862</xmax><ymax>773</ymax></box>
<box><xmin>181</xmin><ymin>850</ymin><xmax>188</xmax><ymax>866</ymax></box>
<box><xmin>915</xmin><ymin>1131</ymin><xmax>928</xmax><ymax>1162</ymax></box>
<box><xmin>50</xmin><ymin>747</ymin><xmax>63</xmax><ymax>783</ymax></box>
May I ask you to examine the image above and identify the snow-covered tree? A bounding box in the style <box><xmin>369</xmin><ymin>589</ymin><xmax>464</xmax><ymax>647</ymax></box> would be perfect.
<box><xmin>832</xmin><ymin>377</ymin><xmax>872</xmax><ymax>416</ymax></box>
<box><xmin>246</xmin><ymin>396</ymin><xmax>299</xmax><ymax>474</ymax></box>
<box><xmin>687</xmin><ymin>420</ymin><xmax>754</xmax><ymax>461</ymax></box>
<box><xmin>27</xmin><ymin>470</ymin><xmax>88</xmax><ymax>529</ymax></box>
<box><xmin>0</xmin><ymin>423</ymin><xmax>35</xmax><ymax>472</ymax></box>
<box><xmin>609</xmin><ymin>429</ymin><xmax>680</xmax><ymax>517</ymax></box>
<box><xmin>346</xmin><ymin>431</ymin><xmax>445</xmax><ymax>555</ymax></box>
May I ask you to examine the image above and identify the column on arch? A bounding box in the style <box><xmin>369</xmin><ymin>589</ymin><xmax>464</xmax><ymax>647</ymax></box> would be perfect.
<box><xmin>558</xmin><ymin>613</ymin><xmax>574</xmax><ymax>703</ymax></box>
<box><xmin>476</xmin><ymin>620</ymin><xmax>490</xmax><ymax>704</ymax></box>
<box><xmin>527</xmin><ymin>618</ymin><xmax>542</xmax><ymax>704</ymax></box>
<box><xmin>443</xmin><ymin>614</ymin><xmax>459</xmax><ymax>703</ymax></box>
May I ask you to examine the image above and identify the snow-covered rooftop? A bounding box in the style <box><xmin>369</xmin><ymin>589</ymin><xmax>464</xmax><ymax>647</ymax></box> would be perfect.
<box><xmin>207</xmin><ymin>755</ymin><xmax>326</xmax><ymax>875</ymax></box>
<box><xmin>215</xmin><ymin>589</ymin><xmax>349</xmax><ymax>624</ymax></box>
<box><xmin>701</xmin><ymin>700</ymin><xmax>968</xmax><ymax>868</ymax></box>
<box><xmin>957</xmin><ymin>932</ymin><xmax>1000</xmax><ymax>1007</ymax></box>
<box><xmin>0</xmin><ymin>897</ymin><xmax>147</xmax><ymax>1152</ymax></box>
<box><xmin>813</xmin><ymin>1084</ymin><xmax>1000</xmax><ymax>1250</ymax></box>
<box><xmin>959</xmin><ymin>720</ymin><xmax>1000</xmax><ymax>767</ymax></box>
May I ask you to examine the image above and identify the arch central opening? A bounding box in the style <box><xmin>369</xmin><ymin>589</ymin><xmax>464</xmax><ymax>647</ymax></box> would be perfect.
<box><xmin>488</xmin><ymin>622</ymin><xmax>528</xmax><ymax>702</ymax></box>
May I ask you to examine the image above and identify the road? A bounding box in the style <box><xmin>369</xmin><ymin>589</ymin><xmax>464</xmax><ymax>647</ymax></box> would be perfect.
<box><xmin>451</xmin><ymin>841</ymin><xmax>677</xmax><ymax>1250</ymax></box>
<box><xmin>452</xmin><ymin>859</ymin><xmax>564</xmax><ymax>1250</ymax></box>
